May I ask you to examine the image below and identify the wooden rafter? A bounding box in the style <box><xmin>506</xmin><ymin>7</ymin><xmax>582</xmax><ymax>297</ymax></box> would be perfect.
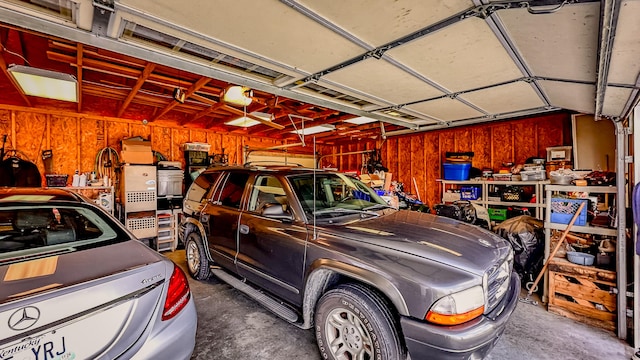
<box><xmin>117</xmin><ymin>62</ymin><xmax>155</xmax><ymax>117</ymax></box>
<box><xmin>0</xmin><ymin>40</ymin><xmax>31</xmax><ymax>107</ymax></box>
<box><xmin>184</xmin><ymin>102</ymin><xmax>225</xmax><ymax>125</ymax></box>
<box><xmin>152</xmin><ymin>77</ymin><xmax>211</xmax><ymax>121</ymax></box>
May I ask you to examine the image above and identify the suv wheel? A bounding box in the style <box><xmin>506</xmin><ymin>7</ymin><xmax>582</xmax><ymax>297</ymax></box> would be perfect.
<box><xmin>185</xmin><ymin>232</ymin><xmax>210</xmax><ymax>280</ymax></box>
<box><xmin>315</xmin><ymin>283</ymin><xmax>403</xmax><ymax>360</ymax></box>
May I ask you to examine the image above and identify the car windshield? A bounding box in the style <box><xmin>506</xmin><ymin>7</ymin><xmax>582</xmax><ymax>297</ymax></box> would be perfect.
<box><xmin>288</xmin><ymin>172</ymin><xmax>390</xmax><ymax>219</ymax></box>
<box><xmin>0</xmin><ymin>204</ymin><xmax>128</xmax><ymax>264</ymax></box>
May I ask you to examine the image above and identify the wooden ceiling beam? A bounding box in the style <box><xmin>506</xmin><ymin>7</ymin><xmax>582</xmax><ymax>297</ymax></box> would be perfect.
<box><xmin>0</xmin><ymin>42</ymin><xmax>31</xmax><ymax>107</ymax></box>
<box><xmin>219</xmin><ymin>104</ymin><xmax>285</xmax><ymax>130</ymax></box>
<box><xmin>117</xmin><ymin>62</ymin><xmax>155</xmax><ymax>117</ymax></box>
<box><xmin>152</xmin><ymin>77</ymin><xmax>211</xmax><ymax>121</ymax></box>
<box><xmin>183</xmin><ymin>102</ymin><xmax>225</xmax><ymax>125</ymax></box>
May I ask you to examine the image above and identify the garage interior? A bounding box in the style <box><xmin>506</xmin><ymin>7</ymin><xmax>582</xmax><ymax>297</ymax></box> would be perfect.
<box><xmin>0</xmin><ymin>0</ymin><xmax>639</xmax><ymax>359</ymax></box>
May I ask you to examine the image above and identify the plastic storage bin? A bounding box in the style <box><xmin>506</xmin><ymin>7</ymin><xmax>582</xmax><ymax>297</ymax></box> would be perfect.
<box><xmin>460</xmin><ymin>186</ymin><xmax>481</xmax><ymax>200</ymax></box>
<box><xmin>550</xmin><ymin>198</ymin><xmax>587</xmax><ymax>226</ymax></box>
<box><xmin>45</xmin><ymin>174</ymin><xmax>68</xmax><ymax>187</ymax></box>
<box><xmin>519</xmin><ymin>170</ymin><xmax>546</xmax><ymax>181</ymax></box>
<box><xmin>443</xmin><ymin>162</ymin><xmax>471</xmax><ymax>180</ymax></box>
<box><xmin>488</xmin><ymin>208</ymin><xmax>507</xmax><ymax>221</ymax></box>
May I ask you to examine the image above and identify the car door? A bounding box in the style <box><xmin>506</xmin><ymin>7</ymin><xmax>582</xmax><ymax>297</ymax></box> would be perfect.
<box><xmin>201</xmin><ymin>171</ymin><xmax>249</xmax><ymax>271</ymax></box>
<box><xmin>236</xmin><ymin>174</ymin><xmax>308</xmax><ymax>305</ymax></box>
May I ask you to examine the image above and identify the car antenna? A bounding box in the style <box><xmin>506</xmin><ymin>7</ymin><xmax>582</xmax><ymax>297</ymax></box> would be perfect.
<box><xmin>313</xmin><ymin>135</ymin><xmax>317</xmax><ymax>240</ymax></box>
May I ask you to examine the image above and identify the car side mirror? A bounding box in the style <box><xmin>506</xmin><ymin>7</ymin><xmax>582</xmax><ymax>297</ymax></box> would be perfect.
<box><xmin>261</xmin><ymin>203</ymin><xmax>293</xmax><ymax>221</ymax></box>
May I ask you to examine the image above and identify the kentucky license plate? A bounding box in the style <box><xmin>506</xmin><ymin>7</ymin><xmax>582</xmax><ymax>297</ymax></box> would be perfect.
<box><xmin>0</xmin><ymin>332</ymin><xmax>74</xmax><ymax>360</ymax></box>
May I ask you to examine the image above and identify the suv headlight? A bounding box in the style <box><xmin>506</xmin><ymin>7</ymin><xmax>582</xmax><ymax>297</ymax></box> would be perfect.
<box><xmin>425</xmin><ymin>286</ymin><xmax>485</xmax><ymax>325</ymax></box>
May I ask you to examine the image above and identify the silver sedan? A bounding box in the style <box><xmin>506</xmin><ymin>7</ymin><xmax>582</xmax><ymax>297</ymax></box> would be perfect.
<box><xmin>0</xmin><ymin>188</ymin><xmax>197</xmax><ymax>360</ymax></box>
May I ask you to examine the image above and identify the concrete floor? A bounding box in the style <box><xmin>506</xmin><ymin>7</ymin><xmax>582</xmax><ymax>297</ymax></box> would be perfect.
<box><xmin>165</xmin><ymin>250</ymin><xmax>634</xmax><ymax>360</ymax></box>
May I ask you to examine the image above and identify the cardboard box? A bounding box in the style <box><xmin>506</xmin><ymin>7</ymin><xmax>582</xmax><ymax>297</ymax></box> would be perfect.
<box><xmin>121</xmin><ymin>150</ymin><xmax>154</xmax><ymax>164</ymax></box>
<box><xmin>121</xmin><ymin>139</ymin><xmax>153</xmax><ymax>164</ymax></box>
<box><xmin>122</xmin><ymin>139</ymin><xmax>152</xmax><ymax>152</ymax></box>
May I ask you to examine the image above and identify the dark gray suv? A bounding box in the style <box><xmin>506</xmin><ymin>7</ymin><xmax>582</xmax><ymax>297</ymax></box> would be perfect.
<box><xmin>180</xmin><ymin>165</ymin><xmax>519</xmax><ymax>360</ymax></box>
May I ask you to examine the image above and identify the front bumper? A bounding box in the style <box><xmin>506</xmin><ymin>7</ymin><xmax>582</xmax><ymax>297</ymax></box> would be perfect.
<box><xmin>401</xmin><ymin>271</ymin><xmax>520</xmax><ymax>360</ymax></box>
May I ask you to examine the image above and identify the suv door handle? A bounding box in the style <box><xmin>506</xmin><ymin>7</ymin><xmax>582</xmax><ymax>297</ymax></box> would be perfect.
<box><xmin>239</xmin><ymin>224</ymin><xmax>249</xmax><ymax>235</ymax></box>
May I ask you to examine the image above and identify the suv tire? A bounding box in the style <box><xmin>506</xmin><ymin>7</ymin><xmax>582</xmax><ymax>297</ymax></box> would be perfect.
<box><xmin>314</xmin><ymin>283</ymin><xmax>404</xmax><ymax>360</ymax></box>
<box><xmin>185</xmin><ymin>232</ymin><xmax>210</xmax><ymax>280</ymax></box>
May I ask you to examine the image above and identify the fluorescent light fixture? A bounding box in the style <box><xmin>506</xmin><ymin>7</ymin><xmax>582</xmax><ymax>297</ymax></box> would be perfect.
<box><xmin>223</xmin><ymin>85</ymin><xmax>253</xmax><ymax>107</ymax></box>
<box><xmin>225</xmin><ymin>111</ymin><xmax>271</xmax><ymax>128</ymax></box>
<box><xmin>292</xmin><ymin>124</ymin><xmax>336</xmax><ymax>135</ymax></box>
<box><xmin>8</xmin><ymin>65</ymin><xmax>78</xmax><ymax>102</ymax></box>
<box><xmin>344</xmin><ymin>116</ymin><xmax>377</xmax><ymax>125</ymax></box>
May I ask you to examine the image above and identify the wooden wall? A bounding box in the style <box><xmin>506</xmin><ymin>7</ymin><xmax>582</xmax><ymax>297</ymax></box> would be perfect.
<box><xmin>318</xmin><ymin>112</ymin><xmax>572</xmax><ymax>208</ymax></box>
<box><xmin>0</xmin><ymin>105</ymin><xmax>287</xmax><ymax>185</ymax></box>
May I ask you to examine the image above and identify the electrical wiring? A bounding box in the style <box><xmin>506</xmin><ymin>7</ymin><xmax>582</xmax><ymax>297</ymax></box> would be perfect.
<box><xmin>94</xmin><ymin>147</ymin><xmax>119</xmax><ymax>185</ymax></box>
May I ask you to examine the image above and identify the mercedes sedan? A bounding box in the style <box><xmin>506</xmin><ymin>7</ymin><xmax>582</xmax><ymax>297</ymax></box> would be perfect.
<box><xmin>0</xmin><ymin>187</ymin><xmax>196</xmax><ymax>360</ymax></box>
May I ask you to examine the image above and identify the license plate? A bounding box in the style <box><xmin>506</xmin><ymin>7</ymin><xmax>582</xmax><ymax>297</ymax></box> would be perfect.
<box><xmin>0</xmin><ymin>332</ymin><xmax>74</xmax><ymax>360</ymax></box>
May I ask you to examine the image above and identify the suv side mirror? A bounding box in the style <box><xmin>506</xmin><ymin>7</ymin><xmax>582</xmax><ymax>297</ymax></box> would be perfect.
<box><xmin>261</xmin><ymin>203</ymin><xmax>293</xmax><ymax>221</ymax></box>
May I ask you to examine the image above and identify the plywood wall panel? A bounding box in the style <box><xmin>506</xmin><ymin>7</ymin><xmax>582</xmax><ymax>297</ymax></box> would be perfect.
<box><xmin>106</xmin><ymin>121</ymin><xmax>129</xmax><ymax>150</ymax></box>
<box><xmin>398</xmin><ymin>136</ymin><xmax>412</xmax><ymax>187</ymax></box>
<box><xmin>439</xmin><ymin>131</ymin><xmax>455</xmax><ymax>162</ymax></box>
<box><xmin>15</xmin><ymin>111</ymin><xmax>46</xmax><ymax>169</ymax></box>
<box><xmin>472</xmin><ymin>126</ymin><xmax>492</xmax><ymax>170</ymax></box>
<box><xmin>152</xmin><ymin>126</ymin><xmax>173</xmax><ymax>159</ymax></box>
<box><xmin>513</xmin><ymin>121</ymin><xmax>538</xmax><ymax>163</ymax></box>
<box><xmin>207</xmin><ymin>132</ymin><xmax>224</xmax><ymax>155</ymax></box>
<box><xmin>172</xmin><ymin>128</ymin><xmax>190</xmax><ymax>164</ymax></box>
<box><xmin>130</xmin><ymin>123</ymin><xmax>152</xmax><ymax>142</ymax></box>
<box><xmin>190</xmin><ymin>129</ymin><xmax>208</xmax><ymax>144</ymax></box>
<box><xmin>424</xmin><ymin>132</ymin><xmax>440</xmax><ymax>207</ymax></box>
<box><xmin>79</xmin><ymin>119</ymin><xmax>106</xmax><ymax>174</ymax></box>
<box><xmin>455</xmin><ymin>128</ymin><xmax>473</xmax><ymax>153</ymax></box>
<box><xmin>385</xmin><ymin>138</ymin><xmax>399</xmax><ymax>178</ymax></box>
<box><xmin>411</xmin><ymin>135</ymin><xmax>425</xmax><ymax>201</ymax></box>
<box><xmin>222</xmin><ymin>135</ymin><xmax>239</xmax><ymax>165</ymax></box>
<box><xmin>50</xmin><ymin>115</ymin><xmax>79</xmax><ymax>175</ymax></box>
<box><xmin>537</xmin><ymin>116</ymin><xmax>565</xmax><ymax>157</ymax></box>
<box><xmin>491</xmin><ymin>124</ymin><xmax>514</xmax><ymax>170</ymax></box>
<box><xmin>0</xmin><ymin>110</ymin><xmax>11</xmax><ymax>150</ymax></box>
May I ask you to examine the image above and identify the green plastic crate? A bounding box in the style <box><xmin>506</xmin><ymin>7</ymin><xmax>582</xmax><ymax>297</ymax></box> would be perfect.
<box><xmin>488</xmin><ymin>208</ymin><xmax>507</xmax><ymax>221</ymax></box>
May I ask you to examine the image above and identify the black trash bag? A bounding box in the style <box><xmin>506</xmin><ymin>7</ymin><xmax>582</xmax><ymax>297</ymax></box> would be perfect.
<box><xmin>494</xmin><ymin>215</ymin><xmax>545</xmax><ymax>291</ymax></box>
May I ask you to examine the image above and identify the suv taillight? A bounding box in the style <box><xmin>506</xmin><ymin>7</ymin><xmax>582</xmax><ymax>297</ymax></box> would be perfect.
<box><xmin>162</xmin><ymin>264</ymin><xmax>191</xmax><ymax>321</ymax></box>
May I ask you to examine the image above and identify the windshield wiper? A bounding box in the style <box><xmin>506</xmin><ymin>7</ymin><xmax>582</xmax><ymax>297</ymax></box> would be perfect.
<box><xmin>363</xmin><ymin>203</ymin><xmax>392</xmax><ymax>211</ymax></box>
<box><xmin>312</xmin><ymin>207</ymin><xmax>380</xmax><ymax>217</ymax></box>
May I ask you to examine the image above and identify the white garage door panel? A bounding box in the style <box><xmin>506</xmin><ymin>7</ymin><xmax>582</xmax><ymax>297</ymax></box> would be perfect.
<box><xmin>459</xmin><ymin>82</ymin><xmax>546</xmax><ymax>114</ymax></box>
<box><xmin>607</xmin><ymin>0</ymin><xmax>640</xmax><ymax>85</ymax></box>
<box><xmin>116</xmin><ymin>0</ymin><xmax>364</xmax><ymax>74</ymax></box>
<box><xmin>497</xmin><ymin>4</ymin><xmax>599</xmax><ymax>82</ymax></box>
<box><xmin>603</xmin><ymin>87</ymin><xmax>633</xmax><ymax>118</ymax></box>
<box><xmin>298</xmin><ymin>0</ymin><xmax>473</xmax><ymax>47</ymax></box>
<box><xmin>406</xmin><ymin>97</ymin><xmax>485</xmax><ymax>121</ymax></box>
<box><xmin>322</xmin><ymin>58</ymin><xmax>444</xmax><ymax>104</ymax></box>
<box><xmin>539</xmin><ymin>80</ymin><xmax>596</xmax><ymax>114</ymax></box>
<box><xmin>387</xmin><ymin>17</ymin><xmax>523</xmax><ymax>93</ymax></box>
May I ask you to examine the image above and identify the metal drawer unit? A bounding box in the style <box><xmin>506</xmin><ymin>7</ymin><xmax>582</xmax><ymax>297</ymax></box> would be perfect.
<box><xmin>121</xmin><ymin>165</ymin><xmax>157</xmax><ymax>242</ymax></box>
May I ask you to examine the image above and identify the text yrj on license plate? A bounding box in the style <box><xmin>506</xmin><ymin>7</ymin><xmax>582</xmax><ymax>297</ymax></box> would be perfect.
<box><xmin>0</xmin><ymin>332</ymin><xmax>75</xmax><ymax>360</ymax></box>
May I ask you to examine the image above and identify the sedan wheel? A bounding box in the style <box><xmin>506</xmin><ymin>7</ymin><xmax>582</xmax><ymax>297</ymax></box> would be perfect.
<box><xmin>315</xmin><ymin>283</ymin><xmax>403</xmax><ymax>360</ymax></box>
<box><xmin>185</xmin><ymin>232</ymin><xmax>210</xmax><ymax>280</ymax></box>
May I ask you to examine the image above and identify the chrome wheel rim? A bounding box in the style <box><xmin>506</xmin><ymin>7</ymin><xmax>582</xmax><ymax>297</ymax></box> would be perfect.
<box><xmin>186</xmin><ymin>239</ymin><xmax>200</xmax><ymax>275</ymax></box>
<box><xmin>324</xmin><ymin>307</ymin><xmax>373</xmax><ymax>360</ymax></box>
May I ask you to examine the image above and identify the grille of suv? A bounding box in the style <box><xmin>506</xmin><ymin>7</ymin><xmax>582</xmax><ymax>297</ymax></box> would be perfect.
<box><xmin>486</xmin><ymin>258</ymin><xmax>511</xmax><ymax>311</ymax></box>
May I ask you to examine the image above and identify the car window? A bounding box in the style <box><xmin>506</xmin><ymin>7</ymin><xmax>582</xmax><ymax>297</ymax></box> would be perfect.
<box><xmin>0</xmin><ymin>205</ymin><xmax>123</xmax><ymax>261</ymax></box>
<box><xmin>214</xmin><ymin>172</ymin><xmax>250</xmax><ymax>209</ymax></box>
<box><xmin>248</xmin><ymin>175</ymin><xmax>288</xmax><ymax>213</ymax></box>
<box><xmin>288</xmin><ymin>173</ymin><xmax>388</xmax><ymax>218</ymax></box>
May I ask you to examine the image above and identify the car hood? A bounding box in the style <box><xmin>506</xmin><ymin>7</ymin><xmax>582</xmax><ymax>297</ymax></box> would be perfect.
<box><xmin>320</xmin><ymin>210</ymin><xmax>508</xmax><ymax>275</ymax></box>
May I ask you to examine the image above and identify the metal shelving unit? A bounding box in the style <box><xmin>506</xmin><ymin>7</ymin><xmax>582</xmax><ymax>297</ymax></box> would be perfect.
<box><xmin>439</xmin><ymin>179</ymin><xmax>548</xmax><ymax>219</ymax></box>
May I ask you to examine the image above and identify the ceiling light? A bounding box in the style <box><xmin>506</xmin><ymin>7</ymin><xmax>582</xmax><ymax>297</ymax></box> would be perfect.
<box><xmin>222</xmin><ymin>85</ymin><xmax>253</xmax><ymax>107</ymax></box>
<box><xmin>344</xmin><ymin>116</ymin><xmax>377</xmax><ymax>125</ymax></box>
<box><xmin>8</xmin><ymin>65</ymin><xmax>78</xmax><ymax>102</ymax></box>
<box><xmin>292</xmin><ymin>124</ymin><xmax>336</xmax><ymax>135</ymax></box>
<box><xmin>225</xmin><ymin>111</ymin><xmax>271</xmax><ymax>128</ymax></box>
